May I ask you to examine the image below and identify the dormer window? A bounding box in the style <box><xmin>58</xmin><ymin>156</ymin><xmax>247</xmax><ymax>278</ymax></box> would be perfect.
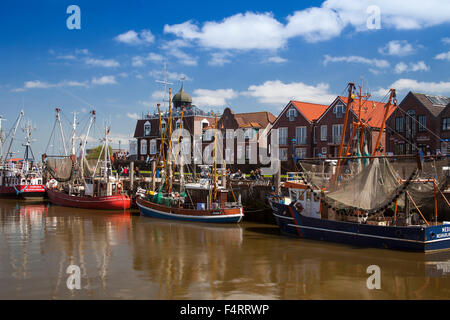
<box><xmin>287</xmin><ymin>108</ymin><xmax>297</xmax><ymax>121</ymax></box>
<box><xmin>144</xmin><ymin>121</ymin><xmax>151</xmax><ymax>136</ymax></box>
<box><xmin>161</xmin><ymin>120</ymin><xmax>167</xmax><ymax>133</ymax></box>
<box><xmin>333</xmin><ymin>102</ymin><xmax>345</xmax><ymax>118</ymax></box>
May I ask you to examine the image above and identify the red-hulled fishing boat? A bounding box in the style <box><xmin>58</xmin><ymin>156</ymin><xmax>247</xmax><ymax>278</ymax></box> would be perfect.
<box><xmin>44</xmin><ymin>110</ymin><xmax>131</xmax><ymax>210</ymax></box>
<box><xmin>47</xmin><ymin>188</ymin><xmax>131</xmax><ymax>210</ymax></box>
<box><xmin>0</xmin><ymin>111</ymin><xmax>46</xmax><ymax>200</ymax></box>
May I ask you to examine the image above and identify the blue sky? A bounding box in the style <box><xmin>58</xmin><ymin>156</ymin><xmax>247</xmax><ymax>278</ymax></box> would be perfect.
<box><xmin>1</xmin><ymin>0</ymin><xmax>450</xmax><ymax>157</ymax></box>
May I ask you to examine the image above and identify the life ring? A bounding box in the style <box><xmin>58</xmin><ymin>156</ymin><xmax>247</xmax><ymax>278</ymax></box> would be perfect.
<box><xmin>46</xmin><ymin>179</ymin><xmax>58</xmax><ymax>189</ymax></box>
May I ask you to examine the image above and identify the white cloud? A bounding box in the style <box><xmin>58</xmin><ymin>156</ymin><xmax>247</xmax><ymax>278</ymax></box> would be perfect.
<box><xmin>115</xmin><ymin>29</ymin><xmax>155</xmax><ymax>45</ymax></box>
<box><xmin>378</xmin><ymin>40</ymin><xmax>416</xmax><ymax>56</ymax></box>
<box><xmin>56</xmin><ymin>55</ymin><xmax>77</xmax><ymax>60</ymax></box>
<box><xmin>394</xmin><ymin>61</ymin><xmax>429</xmax><ymax>73</ymax></box>
<box><xmin>435</xmin><ymin>51</ymin><xmax>450</xmax><ymax>60</ymax></box>
<box><xmin>148</xmin><ymin>70</ymin><xmax>192</xmax><ymax>82</ymax></box>
<box><xmin>132</xmin><ymin>52</ymin><xmax>165</xmax><ymax>67</ymax></box>
<box><xmin>161</xmin><ymin>40</ymin><xmax>197</xmax><ymax>66</ymax></box>
<box><xmin>208</xmin><ymin>52</ymin><xmax>233</xmax><ymax>66</ymax></box>
<box><xmin>85</xmin><ymin>58</ymin><xmax>120</xmax><ymax>68</ymax></box>
<box><xmin>11</xmin><ymin>79</ymin><xmax>89</xmax><ymax>92</ymax></box>
<box><xmin>442</xmin><ymin>37</ymin><xmax>450</xmax><ymax>45</ymax></box>
<box><xmin>243</xmin><ymin>80</ymin><xmax>336</xmax><ymax>105</ymax></box>
<box><xmin>91</xmin><ymin>76</ymin><xmax>117</xmax><ymax>85</ymax></box>
<box><xmin>265</xmin><ymin>56</ymin><xmax>288</xmax><ymax>63</ymax></box>
<box><xmin>126</xmin><ymin>112</ymin><xmax>140</xmax><ymax>120</ymax></box>
<box><xmin>163</xmin><ymin>1</ymin><xmax>450</xmax><ymax>50</ymax></box>
<box><xmin>374</xmin><ymin>78</ymin><xmax>450</xmax><ymax>97</ymax></box>
<box><xmin>192</xmin><ymin>89</ymin><xmax>238</xmax><ymax>107</ymax></box>
<box><xmin>323</xmin><ymin>55</ymin><xmax>390</xmax><ymax>68</ymax></box>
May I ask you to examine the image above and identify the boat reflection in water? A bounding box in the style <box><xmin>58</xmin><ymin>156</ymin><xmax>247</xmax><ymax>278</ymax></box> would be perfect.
<box><xmin>0</xmin><ymin>201</ymin><xmax>450</xmax><ymax>299</ymax></box>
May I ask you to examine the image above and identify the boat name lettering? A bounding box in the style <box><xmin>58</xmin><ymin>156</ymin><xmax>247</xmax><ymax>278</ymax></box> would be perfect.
<box><xmin>436</xmin><ymin>232</ymin><xmax>450</xmax><ymax>239</ymax></box>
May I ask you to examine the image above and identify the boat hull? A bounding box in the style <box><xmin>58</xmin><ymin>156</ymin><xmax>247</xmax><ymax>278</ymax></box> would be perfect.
<box><xmin>136</xmin><ymin>197</ymin><xmax>243</xmax><ymax>223</ymax></box>
<box><xmin>47</xmin><ymin>188</ymin><xmax>131</xmax><ymax>210</ymax></box>
<box><xmin>0</xmin><ymin>185</ymin><xmax>46</xmax><ymax>200</ymax></box>
<box><xmin>270</xmin><ymin>200</ymin><xmax>450</xmax><ymax>252</ymax></box>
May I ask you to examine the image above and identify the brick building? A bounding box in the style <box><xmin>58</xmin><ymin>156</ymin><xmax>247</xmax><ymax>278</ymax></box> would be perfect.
<box><xmin>215</xmin><ymin>107</ymin><xmax>276</xmax><ymax>171</ymax></box>
<box><xmin>316</xmin><ymin>96</ymin><xmax>395</xmax><ymax>158</ymax></box>
<box><xmin>133</xmin><ymin>85</ymin><xmax>216</xmax><ymax>160</ymax></box>
<box><xmin>271</xmin><ymin>100</ymin><xmax>328</xmax><ymax>169</ymax></box>
<box><xmin>386</xmin><ymin>91</ymin><xmax>450</xmax><ymax>155</ymax></box>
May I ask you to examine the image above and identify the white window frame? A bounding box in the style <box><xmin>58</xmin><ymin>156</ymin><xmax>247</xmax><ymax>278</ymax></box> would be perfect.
<box><xmin>279</xmin><ymin>127</ymin><xmax>288</xmax><ymax>145</ymax></box>
<box><xmin>296</xmin><ymin>126</ymin><xmax>307</xmax><ymax>145</ymax></box>
<box><xmin>320</xmin><ymin>125</ymin><xmax>327</xmax><ymax>141</ymax></box>
<box><xmin>144</xmin><ymin>121</ymin><xmax>151</xmax><ymax>136</ymax></box>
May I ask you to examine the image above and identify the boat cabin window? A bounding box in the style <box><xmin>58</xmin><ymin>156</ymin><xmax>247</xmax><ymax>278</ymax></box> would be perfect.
<box><xmin>299</xmin><ymin>191</ymin><xmax>305</xmax><ymax>201</ymax></box>
<box><xmin>306</xmin><ymin>191</ymin><xmax>311</xmax><ymax>201</ymax></box>
<box><xmin>313</xmin><ymin>192</ymin><xmax>320</xmax><ymax>202</ymax></box>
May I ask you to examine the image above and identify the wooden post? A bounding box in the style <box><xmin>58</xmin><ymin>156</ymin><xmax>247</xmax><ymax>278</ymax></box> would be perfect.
<box><xmin>151</xmin><ymin>160</ymin><xmax>156</xmax><ymax>192</ymax></box>
<box><xmin>434</xmin><ymin>179</ymin><xmax>438</xmax><ymax>225</ymax></box>
<box><xmin>130</xmin><ymin>161</ymin><xmax>134</xmax><ymax>192</ymax></box>
<box><xmin>274</xmin><ymin>160</ymin><xmax>281</xmax><ymax>195</ymax></box>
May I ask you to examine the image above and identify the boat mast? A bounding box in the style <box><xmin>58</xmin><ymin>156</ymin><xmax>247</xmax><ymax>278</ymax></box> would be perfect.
<box><xmin>0</xmin><ymin>115</ymin><xmax>6</xmax><ymax>163</ymax></box>
<box><xmin>334</xmin><ymin>83</ymin><xmax>355</xmax><ymax>181</ymax></box>
<box><xmin>70</xmin><ymin>112</ymin><xmax>77</xmax><ymax>156</ymax></box>
<box><xmin>4</xmin><ymin>110</ymin><xmax>24</xmax><ymax>166</ymax></box>
<box><xmin>372</xmin><ymin>89</ymin><xmax>396</xmax><ymax>156</ymax></box>
<box><xmin>55</xmin><ymin>108</ymin><xmax>68</xmax><ymax>156</ymax></box>
<box><xmin>80</xmin><ymin>110</ymin><xmax>96</xmax><ymax>179</ymax></box>
<box><xmin>167</xmin><ymin>88</ymin><xmax>173</xmax><ymax>193</ymax></box>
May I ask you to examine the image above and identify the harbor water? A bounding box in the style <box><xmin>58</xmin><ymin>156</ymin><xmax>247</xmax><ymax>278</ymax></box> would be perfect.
<box><xmin>0</xmin><ymin>200</ymin><xmax>449</xmax><ymax>299</ymax></box>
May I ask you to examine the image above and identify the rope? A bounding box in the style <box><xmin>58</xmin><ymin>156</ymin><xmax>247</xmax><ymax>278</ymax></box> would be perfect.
<box><xmin>406</xmin><ymin>191</ymin><xmax>429</xmax><ymax>225</ymax></box>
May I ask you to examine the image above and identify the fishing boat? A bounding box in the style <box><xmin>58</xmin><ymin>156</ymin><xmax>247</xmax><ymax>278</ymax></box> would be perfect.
<box><xmin>269</xmin><ymin>82</ymin><xmax>450</xmax><ymax>252</ymax></box>
<box><xmin>44</xmin><ymin>109</ymin><xmax>131</xmax><ymax>210</ymax></box>
<box><xmin>136</xmin><ymin>88</ymin><xmax>243</xmax><ymax>223</ymax></box>
<box><xmin>0</xmin><ymin>111</ymin><xmax>46</xmax><ymax>200</ymax></box>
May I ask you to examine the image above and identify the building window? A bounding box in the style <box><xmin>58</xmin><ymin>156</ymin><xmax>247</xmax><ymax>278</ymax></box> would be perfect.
<box><xmin>296</xmin><ymin>126</ymin><xmax>307</xmax><ymax>145</ymax></box>
<box><xmin>321</xmin><ymin>147</ymin><xmax>327</xmax><ymax>155</ymax></box>
<box><xmin>295</xmin><ymin>148</ymin><xmax>307</xmax><ymax>159</ymax></box>
<box><xmin>334</xmin><ymin>102</ymin><xmax>345</xmax><ymax>118</ymax></box>
<box><xmin>332</xmin><ymin>124</ymin><xmax>343</xmax><ymax>144</ymax></box>
<box><xmin>287</xmin><ymin>108</ymin><xmax>297</xmax><ymax>121</ymax></box>
<box><xmin>418</xmin><ymin>115</ymin><xmax>426</xmax><ymax>132</ymax></box>
<box><xmin>245</xmin><ymin>128</ymin><xmax>257</xmax><ymax>140</ymax></box>
<box><xmin>176</xmin><ymin>119</ymin><xmax>183</xmax><ymax>129</ymax></box>
<box><xmin>442</xmin><ymin>118</ymin><xmax>450</xmax><ymax>131</ymax></box>
<box><xmin>144</xmin><ymin>121</ymin><xmax>151</xmax><ymax>136</ymax></box>
<box><xmin>279</xmin><ymin>127</ymin><xmax>288</xmax><ymax>145</ymax></box>
<box><xmin>237</xmin><ymin>145</ymin><xmax>244</xmax><ymax>160</ymax></box>
<box><xmin>405</xmin><ymin>110</ymin><xmax>416</xmax><ymax>137</ymax></box>
<box><xmin>140</xmin><ymin>140</ymin><xmax>147</xmax><ymax>155</ymax></box>
<box><xmin>279</xmin><ymin>148</ymin><xmax>288</xmax><ymax>161</ymax></box>
<box><xmin>161</xmin><ymin>120</ymin><xmax>167</xmax><ymax>134</ymax></box>
<box><xmin>245</xmin><ymin>145</ymin><xmax>250</xmax><ymax>160</ymax></box>
<box><xmin>225</xmin><ymin>148</ymin><xmax>232</xmax><ymax>162</ymax></box>
<box><xmin>149</xmin><ymin>139</ymin><xmax>157</xmax><ymax>154</ymax></box>
<box><xmin>395</xmin><ymin>117</ymin><xmax>404</xmax><ymax>133</ymax></box>
<box><xmin>321</xmin><ymin>125</ymin><xmax>327</xmax><ymax>141</ymax></box>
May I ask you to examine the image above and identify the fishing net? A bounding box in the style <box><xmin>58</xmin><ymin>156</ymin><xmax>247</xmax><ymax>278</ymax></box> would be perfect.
<box><xmin>297</xmin><ymin>157</ymin><xmax>419</xmax><ymax>212</ymax></box>
<box><xmin>45</xmin><ymin>157</ymin><xmax>74</xmax><ymax>182</ymax></box>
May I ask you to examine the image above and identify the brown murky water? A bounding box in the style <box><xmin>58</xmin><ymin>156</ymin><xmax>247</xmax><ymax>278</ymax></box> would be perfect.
<box><xmin>0</xmin><ymin>200</ymin><xmax>449</xmax><ymax>300</ymax></box>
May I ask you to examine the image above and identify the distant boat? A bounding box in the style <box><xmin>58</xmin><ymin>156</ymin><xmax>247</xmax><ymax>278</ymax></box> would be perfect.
<box><xmin>0</xmin><ymin>111</ymin><xmax>46</xmax><ymax>200</ymax></box>
<box><xmin>136</xmin><ymin>87</ymin><xmax>243</xmax><ymax>223</ymax></box>
<box><xmin>44</xmin><ymin>109</ymin><xmax>131</xmax><ymax>210</ymax></box>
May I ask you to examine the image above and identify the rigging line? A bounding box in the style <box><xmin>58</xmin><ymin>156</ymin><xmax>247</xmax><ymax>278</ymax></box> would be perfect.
<box><xmin>394</xmin><ymin>105</ymin><xmax>444</xmax><ymax>142</ymax></box>
<box><xmin>44</xmin><ymin>119</ymin><xmax>58</xmax><ymax>153</ymax></box>
<box><xmin>384</xmin><ymin>122</ymin><xmax>419</xmax><ymax>150</ymax></box>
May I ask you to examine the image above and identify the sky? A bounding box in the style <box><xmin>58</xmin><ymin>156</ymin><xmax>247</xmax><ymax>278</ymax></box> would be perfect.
<box><xmin>1</xmin><ymin>0</ymin><xmax>450</xmax><ymax>157</ymax></box>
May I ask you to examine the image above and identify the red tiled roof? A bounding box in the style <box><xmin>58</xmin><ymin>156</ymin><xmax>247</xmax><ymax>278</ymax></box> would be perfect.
<box><xmin>234</xmin><ymin>111</ymin><xmax>276</xmax><ymax>128</ymax></box>
<box><xmin>290</xmin><ymin>101</ymin><xmax>329</xmax><ymax>122</ymax></box>
<box><xmin>338</xmin><ymin>96</ymin><xmax>396</xmax><ymax>129</ymax></box>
